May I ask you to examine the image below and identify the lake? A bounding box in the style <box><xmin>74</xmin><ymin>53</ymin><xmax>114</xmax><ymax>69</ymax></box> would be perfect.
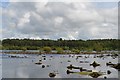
<box><xmin>0</xmin><ymin>50</ymin><xmax>119</xmax><ymax>78</ymax></box>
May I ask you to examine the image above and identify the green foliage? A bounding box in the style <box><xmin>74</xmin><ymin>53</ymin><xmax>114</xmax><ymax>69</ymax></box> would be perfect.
<box><xmin>64</xmin><ymin>46</ymin><xmax>69</xmax><ymax>50</ymax></box>
<box><xmin>56</xmin><ymin>47</ymin><xmax>63</xmax><ymax>54</ymax></box>
<box><xmin>58</xmin><ymin>38</ymin><xmax>63</xmax><ymax>41</ymax></box>
<box><xmin>72</xmin><ymin>49</ymin><xmax>80</xmax><ymax>53</ymax></box>
<box><xmin>38</xmin><ymin>48</ymin><xmax>43</xmax><ymax>53</ymax></box>
<box><xmin>93</xmin><ymin>43</ymin><xmax>103</xmax><ymax>52</ymax></box>
<box><xmin>1</xmin><ymin>39</ymin><xmax>119</xmax><ymax>51</ymax></box>
<box><xmin>43</xmin><ymin>46</ymin><xmax>51</xmax><ymax>53</ymax></box>
<box><xmin>0</xmin><ymin>45</ymin><xmax>2</xmax><ymax>50</ymax></box>
<box><xmin>87</xmin><ymin>48</ymin><xmax>93</xmax><ymax>52</ymax></box>
<box><xmin>22</xmin><ymin>47</ymin><xmax>27</xmax><ymax>52</ymax></box>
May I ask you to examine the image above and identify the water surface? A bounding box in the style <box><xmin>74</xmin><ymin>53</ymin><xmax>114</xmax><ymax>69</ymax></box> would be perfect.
<box><xmin>1</xmin><ymin>51</ymin><xmax>119</xmax><ymax>78</ymax></box>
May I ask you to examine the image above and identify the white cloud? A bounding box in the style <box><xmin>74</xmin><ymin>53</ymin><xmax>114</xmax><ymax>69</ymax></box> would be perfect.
<box><xmin>17</xmin><ymin>12</ymin><xmax>30</xmax><ymax>27</ymax></box>
<box><xmin>1</xmin><ymin>2</ymin><xmax>118</xmax><ymax>40</ymax></box>
<box><xmin>54</xmin><ymin>16</ymin><xmax>63</xmax><ymax>26</ymax></box>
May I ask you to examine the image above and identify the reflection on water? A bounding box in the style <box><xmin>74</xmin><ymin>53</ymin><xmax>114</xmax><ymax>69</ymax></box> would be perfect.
<box><xmin>1</xmin><ymin>52</ymin><xmax>119</xmax><ymax>78</ymax></box>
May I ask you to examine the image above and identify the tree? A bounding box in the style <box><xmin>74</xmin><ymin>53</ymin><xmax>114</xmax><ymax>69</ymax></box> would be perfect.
<box><xmin>93</xmin><ymin>43</ymin><xmax>103</xmax><ymax>52</ymax></box>
<box><xmin>43</xmin><ymin>46</ymin><xmax>51</xmax><ymax>53</ymax></box>
<box><xmin>0</xmin><ymin>45</ymin><xmax>2</xmax><ymax>50</ymax></box>
<box><xmin>39</xmin><ymin>48</ymin><xmax>43</xmax><ymax>53</ymax></box>
<box><xmin>56</xmin><ymin>47</ymin><xmax>63</xmax><ymax>54</ymax></box>
<box><xmin>22</xmin><ymin>47</ymin><xmax>27</xmax><ymax>52</ymax></box>
<box><xmin>2</xmin><ymin>39</ymin><xmax>119</xmax><ymax>52</ymax></box>
<box><xmin>58</xmin><ymin>38</ymin><xmax>63</xmax><ymax>41</ymax></box>
<box><xmin>72</xmin><ymin>49</ymin><xmax>80</xmax><ymax>54</ymax></box>
<box><xmin>64</xmin><ymin>46</ymin><xmax>69</xmax><ymax>50</ymax></box>
<box><xmin>87</xmin><ymin>48</ymin><xmax>93</xmax><ymax>52</ymax></box>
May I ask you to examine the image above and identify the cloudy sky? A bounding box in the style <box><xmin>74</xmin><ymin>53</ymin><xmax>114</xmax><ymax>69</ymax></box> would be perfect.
<box><xmin>1</xmin><ymin>1</ymin><xmax>118</xmax><ymax>40</ymax></box>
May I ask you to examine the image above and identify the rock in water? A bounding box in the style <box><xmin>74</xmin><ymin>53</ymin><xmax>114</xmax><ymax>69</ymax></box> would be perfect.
<box><xmin>107</xmin><ymin>70</ymin><xmax>111</xmax><ymax>74</ymax></box>
<box><xmin>46</xmin><ymin>65</ymin><xmax>50</xmax><ymax>67</ymax></box>
<box><xmin>89</xmin><ymin>72</ymin><xmax>102</xmax><ymax>78</ymax></box>
<box><xmin>67</xmin><ymin>64</ymin><xmax>82</xmax><ymax>70</ymax></box>
<box><xmin>106</xmin><ymin>62</ymin><xmax>120</xmax><ymax>71</ymax></box>
<box><xmin>42</xmin><ymin>65</ymin><xmax>45</xmax><ymax>68</ymax></box>
<box><xmin>35</xmin><ymin>62</ymin><xmax>42</xmax><ymax>65</ymax></box>
<box><xmin>112</xmin><ymin>63</ymin><xmax>120</xmax><ymax>70</ymax></box>
<box><xmin>90</xmin><ymin>61</ymin><xmax>100</xmax><ymax>68</ymax></box>
<box><xmin>66</xmin><ymin>70</ymin><xmax>74</xmax><ymax>74</ymax></box>
<box><xmin>106</xmin><ymin>62</ymin><xmax>113</xmax><ymax>66</ymax></box>
<box><xmin>104</xmin><ymin>76</ymin><xmax>107</xmax><ymax>79</ymax></box>
<box><xmin>49</xmin><ymin>73</ymin><xmax>56</xmax><ymax>78</ymax></box>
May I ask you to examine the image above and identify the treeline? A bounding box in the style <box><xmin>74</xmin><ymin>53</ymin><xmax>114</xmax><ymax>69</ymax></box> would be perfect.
<box><xmin>1</xmin><ymin>38</ymin><xmax>120</xmax><ymax>51</ymax></box>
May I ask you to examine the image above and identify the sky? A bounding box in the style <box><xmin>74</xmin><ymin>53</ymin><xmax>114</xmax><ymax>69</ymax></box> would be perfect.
<box><xmin>0</xmin><ymin>0</ymin><xmax>118</xmax><ymax>40</ymax></box>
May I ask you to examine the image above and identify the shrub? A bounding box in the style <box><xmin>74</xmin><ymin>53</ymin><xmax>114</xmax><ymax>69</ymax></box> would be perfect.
<box><xmin>56</xmin><ymin>47</ymin><xmax>63</xmax><ymax>54</ymax></box>
<box><xmin>43</xmin><ymin>46</ymin><xmax>51</xmax><ymax>53</ymax></box>
<box><xmin>72</xmin><ymin>49</ymin><xmax>80</xmax><ymax>53</ymax></box>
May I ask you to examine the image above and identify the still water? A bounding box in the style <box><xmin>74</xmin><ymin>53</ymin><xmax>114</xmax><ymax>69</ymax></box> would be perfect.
<box><xmin>1</xmin><ymin>51</ymin><xmax>119</xmax><ymax>78</ymax></box>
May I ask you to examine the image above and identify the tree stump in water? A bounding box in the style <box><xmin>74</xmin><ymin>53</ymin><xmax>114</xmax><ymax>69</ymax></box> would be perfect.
<box><xmin>90</xmin><ymin>61</ymin><xmax>100</xmax><ymax>68</ymax></box>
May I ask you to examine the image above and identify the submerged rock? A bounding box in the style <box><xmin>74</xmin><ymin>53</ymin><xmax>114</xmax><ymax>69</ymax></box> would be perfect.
<box><xmin>84</xmin><ymin>56</ymin><xmax>88</xmax><ymax>58</ymax></box>
<box><xmin>77</xmin><ymin>55</ymin><xmax>82</xmax><ymax>57</ymax></box>
<box><xmin>39</xmin><ymin>60</ymin><xmax>42</xmax><ymax>62</ymax></box>
<box><xmin>93</xmin><ymin>56</ymin><xmax>96</xmax><ymax>58</ymax></box>
<box><xmin>43</xmin><ymin>58</ymin><xmax>46</xmax><ymax>60</ymax></box>
<box><xmin>42</xmin><ymin>65</ymin><xmax>45</xmax><ymax>68</ymax></box>
<box><xmin>80</xmin><ymin>61</ymin><xmax>89</xmax><ymax>63</ymax></box>
<box><xmin>111</xmin><ymin>63</ymin><xmax>120</xmax><ymax>70</ymax></box>
<box><xmin>89</xmin><ymin>72</ymin><xmax>102</xmax><ymax>78</ymax></box>
<box><xmin>106</xmin><ymin>54</ymin><xmax>110</xmax><ymax>56</ymax></box>
<box><xmin>67</xmin><ymin>64</ymin><xmax>82</xmax><ymax>70</ymax></box>
<box><xmin>80</xmin><ymin>61</ymin><xmax>84</xmax><ymax>63</ymax></box>
<box><xmin>106</xmin><ymin>62</ymin><xmax>112</xmax><ymax>66</ymax></box>
<box><xmin>42</xmin><ymin>56</ymin><xmax>46</xmax><ymax>57</ymax></box>
<box><xmin>96</xmin><ymin>54</ymin><xmax>104</xmax><ymax>58</ymax></box>
<box><xmin>9</xmin><ymin>55</ymin><xmax>27</xmax><ymax>58</ymax></box>
<box><xmin>60</xmin><ymin>62</ymin><xmax>62</xmax><ymax>63</ymax></box>
<box><xmin>67</xmin><ymin>60</ymin><xmax>71</xmax><ymax>62</ymax></box>
<box><xmin>107</xmin><ymin>70</ymin><xmax>111</xmax><ymax>74</ymax></box>
<box><xmin>106</xmin><ymin>62</ymin><xmax>120</xmax><ymax>70</ymax></box>
<box><xmin>80</xmin><ymin>67</ymin><xmax>92</xmax><ymax>72</ymax></box>
<box><xmin>111</xmin><ymin>53</ymin><xmax>118</xmax><ymax>57</ymax></box>
<box><xmin>67</xmin><ymin>69</ymin><xmax>103</xmax><ymax>78</ymax></box>
<box><xmin>66</xmin><ymin>70</ymin><xmax>74</xmax><ymax>74</ymax></box>
<box><xmin>50</xmin><ymin>56</ymin><xmax>53</xmax><ymax>57</ymax></box>
<box><xmin>49</xmin><ymin>73</ymin><xmax>56</xmax><ymax>78</ymax></box>
<box><xmin>35</xmin><ymin>62</ymin><xmax>42</xmax><ymax>65</ymax></box>
<box><xmin>104</xmin><ymin>76</ymin><xmax>107</xmax><ymax>79</ymax></box>
<box><xmin>67</xmin><ymin>64</ymin><xmax>73</xmax><ymax>70</ymax></box>
<box><xmin>46</xmin><ymin>65</ymin><xmax>50</xmax><ymax>67</ymax></box>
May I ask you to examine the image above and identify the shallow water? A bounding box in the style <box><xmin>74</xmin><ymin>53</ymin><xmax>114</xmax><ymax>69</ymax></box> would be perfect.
<box><xmin>1</xmin><ymin>52</ymin><xmax>119</xmax><ymax>78</ymax></box>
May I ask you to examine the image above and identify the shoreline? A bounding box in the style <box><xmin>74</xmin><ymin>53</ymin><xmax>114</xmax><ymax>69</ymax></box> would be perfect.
<box><xmin>0</xmin><ymin>51</ymin><xmax>118</xmax><ymax>55</ymax></box>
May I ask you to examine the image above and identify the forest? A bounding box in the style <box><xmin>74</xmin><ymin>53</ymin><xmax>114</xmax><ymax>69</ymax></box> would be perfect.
<box><xmin>0</xmin><ymin>38</ymin><xmax>119</xmax><ymax>53</ymax></box>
